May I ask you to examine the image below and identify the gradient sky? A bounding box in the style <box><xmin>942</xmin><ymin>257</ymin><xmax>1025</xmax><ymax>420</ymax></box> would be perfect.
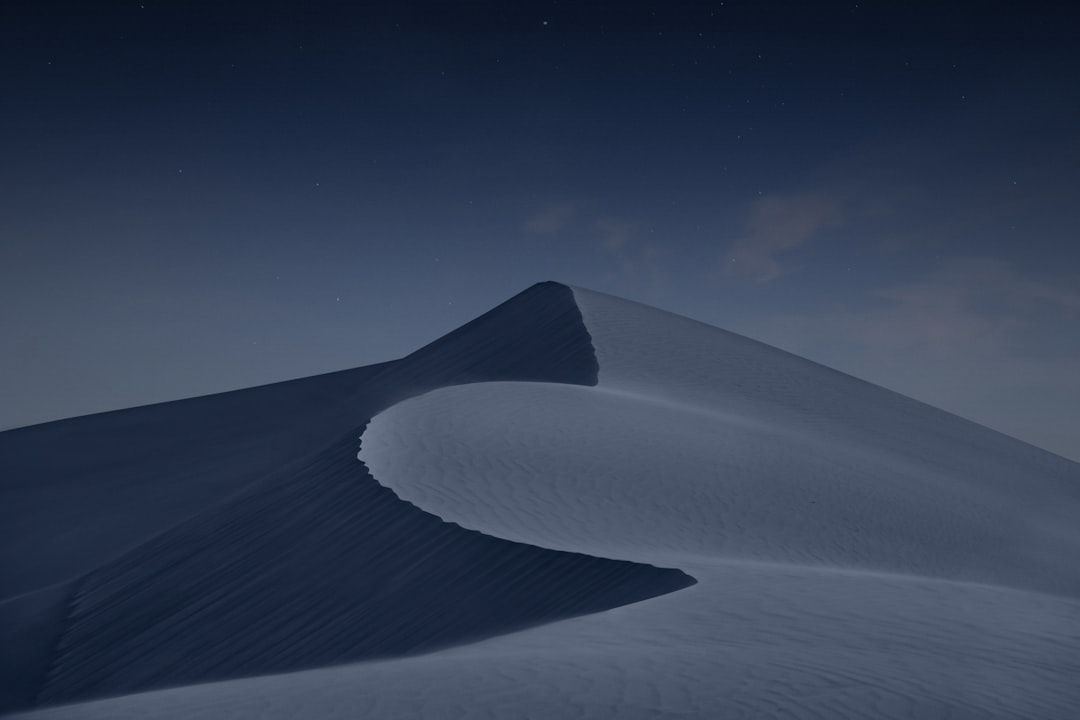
<box><xmin>3</xmin><ymin>2</ymin><xmax>1078</xmax><ymax>460</ymax></box>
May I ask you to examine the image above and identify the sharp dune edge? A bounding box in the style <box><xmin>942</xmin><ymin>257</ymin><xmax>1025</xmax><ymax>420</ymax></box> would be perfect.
<box><xmin>3</xmin><ymin>283</ymin><xmax>1079</xmax><ymax>719</ymax></box>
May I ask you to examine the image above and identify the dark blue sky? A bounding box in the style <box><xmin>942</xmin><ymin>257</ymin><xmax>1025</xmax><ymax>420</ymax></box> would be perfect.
<box><xmin>3</xmin><ymin>2</ymin><xmax>1078</xmax><ymax>460</ymax></box>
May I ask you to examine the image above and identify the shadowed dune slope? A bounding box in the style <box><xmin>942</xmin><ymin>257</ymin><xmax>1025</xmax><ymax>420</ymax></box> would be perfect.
<box><xmin>35</xmin><ymin>431</ymin><xmax>692</xmax><ymax>707</ymax></box>
<box><xmin>0</xmin><ymin>362</ymin><xmax>388</xmax><ymax>600</ymax></box>
<box><xmin>1</xmin><ymin>282</ymin><xmax>695</xmax><ymax>713</ymax></box>
<box><xmin>0</xmin><ymin>586</ymin><xmax>70</xmax><ymax>713</ymax></box>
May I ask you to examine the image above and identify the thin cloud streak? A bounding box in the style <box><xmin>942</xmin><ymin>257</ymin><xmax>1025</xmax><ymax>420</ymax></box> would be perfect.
<box><xmin>522</xmin><ymin>203</ymin><xmax>578</xmax><ymax>236</ymax></box>
<box><xmin>725</xmin><ymin>191</ymin><xmax>846</xmax><ymax>282</ymax></box>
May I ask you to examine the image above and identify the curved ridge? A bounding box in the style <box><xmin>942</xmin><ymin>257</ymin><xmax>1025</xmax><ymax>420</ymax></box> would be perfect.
<box><xmin>359</xmin><ymin>379</ymin><xmax>1080</xmax><ymax>597</ymax></box>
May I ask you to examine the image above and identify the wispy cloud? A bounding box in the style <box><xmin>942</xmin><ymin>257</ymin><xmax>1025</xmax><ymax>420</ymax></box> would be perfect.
<box><xmin>570</xmin><ymin>215</ymin><xmax>674</xmax><ymax>301</ymax></box>
<box><xmin>726</xmin><ymin>191</ymin><xmax>846</xmax><ymax>282</ymax></box>
<box><xmin>521</xmin><ymin>202</ymin><xmax>577</xmax><ymax>235</ymax></box>
<box><xmin>593</xmin><ymin>216</ymin><xmax>637</xmax><ymax>251</ymax></box>
<box><xmin>861</xmin><ymin>258</ymin><xmax>1080</xmax><ymax>356</ymax></box>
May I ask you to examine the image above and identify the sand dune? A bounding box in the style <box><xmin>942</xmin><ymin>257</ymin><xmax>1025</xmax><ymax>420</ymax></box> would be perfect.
<box><xmin>4</xmin><ymin>282</ymin><xmax>1079</xmax><ymax>719</ymax></box>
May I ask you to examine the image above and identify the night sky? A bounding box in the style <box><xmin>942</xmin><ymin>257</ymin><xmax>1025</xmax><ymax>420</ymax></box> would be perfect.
<box><xmin>3</xmin><ymin>2</ymin><xmax>1078</xmax><ymax>460</ymax></box>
